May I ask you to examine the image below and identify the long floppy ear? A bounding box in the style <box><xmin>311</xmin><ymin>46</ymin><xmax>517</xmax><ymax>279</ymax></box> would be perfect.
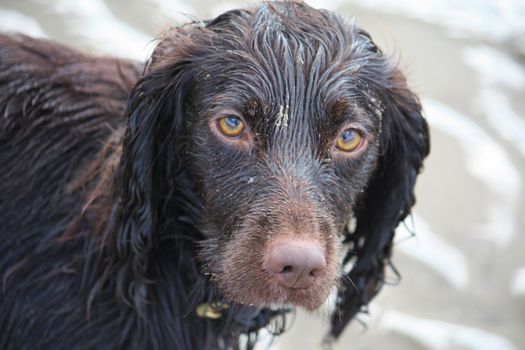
<box><xmin>330</xmin><ymin>66</ymin><xmax>430</xmax><ymax>337</ymax></box>
<box><xmin>105</xmin><ymin>35</ymin><xmax>200</xmax><ymax>306</ymax></box>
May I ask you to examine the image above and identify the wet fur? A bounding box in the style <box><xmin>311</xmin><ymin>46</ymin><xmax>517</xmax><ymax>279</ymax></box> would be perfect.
<box><xmin>0</xmin><ymin>2</ymin><xmax>429</xmax><ymax>349</ymax></box>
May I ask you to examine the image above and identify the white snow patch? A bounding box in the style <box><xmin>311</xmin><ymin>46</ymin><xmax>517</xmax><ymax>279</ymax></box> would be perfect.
<box><xmin>146</xmin><ymin>0</ymin><xmax>198</xmax><ymax>25</ymax></box>
<box><xmin>39</xmin><ymin>0</ymin><xmax>154</xmax><ymax>60</ymax></box>
<box><xmin>396</xmin><ymin>214</ymin><xmax>469</xmax><ymax>289</ymax></box>
<box><xmin>423</xmin><ymin>99</ymin><xmax>520</xmax><ymax>245</ymax></box>
<box><xmin>477</xmin><ymin>87</ymin><xmax>525</xmax><ymax>157</ymax></box>
<box><xmin>381</xmin><ymin>310</ymin><xmax>519</xmax><ymax>350</ymax></box>
<box><xmin>349</xmin><ymin>0</ymin><xmax>525</xmax><ymax>43</ymax></box>
<box><xmin>510</xmin><ymin>267</ymin><xmax>525</xmax><ymax>296</ymax></box>
<box><xmin>463</xmin><ymin>46</ymin><xmax>525</xmax><ymax>89</ymax></box>
<box><xmin>0</xmin><ymin>9</ymin><xmax>47</xmax><ymax>37</ymax></box>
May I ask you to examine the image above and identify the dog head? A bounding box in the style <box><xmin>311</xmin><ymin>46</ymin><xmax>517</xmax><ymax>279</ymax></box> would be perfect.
<box><xmin>117</xmin><ymin>1</ymin><xmax>429</xmax><ymax>336</ymax></box>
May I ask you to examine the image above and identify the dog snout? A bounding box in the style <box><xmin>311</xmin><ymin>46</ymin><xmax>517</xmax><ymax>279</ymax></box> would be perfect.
<box><xmin>264</xmin><ymin>240</ymin><xmax>326</xmax><ymax>289</ymax></box>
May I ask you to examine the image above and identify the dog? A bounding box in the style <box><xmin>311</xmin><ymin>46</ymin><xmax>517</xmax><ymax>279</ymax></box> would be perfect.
<box><xmin>0</xmin><ymin>2</ymin><xmax>429</xmax><ymax>349</ymax></box>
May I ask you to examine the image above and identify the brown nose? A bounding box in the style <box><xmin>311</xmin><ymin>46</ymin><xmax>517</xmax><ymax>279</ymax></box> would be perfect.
<box><xmin>264</xmin><ymin>240</ymin><xmax>326</xmax><ymax>289</ymax></box>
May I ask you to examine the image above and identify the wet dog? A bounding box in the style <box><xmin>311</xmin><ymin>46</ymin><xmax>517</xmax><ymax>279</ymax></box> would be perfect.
<box><xmin>0</xmin><ymin>2</ymin><xmax>429</xmax><ymax>349</ymax></box>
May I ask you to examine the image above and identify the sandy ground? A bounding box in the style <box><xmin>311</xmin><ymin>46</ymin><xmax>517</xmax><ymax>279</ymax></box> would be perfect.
<box><xmin>1</xmin><ymin>1</ymin><xmax>524</xmax><ymax>349</ymax></box>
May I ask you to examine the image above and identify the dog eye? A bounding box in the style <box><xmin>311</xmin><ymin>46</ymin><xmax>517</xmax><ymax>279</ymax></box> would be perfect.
<box><xmin>217</xmin><ymin>115</ymin><xmax>245</xmax><ymax>138</ymax></box>
<box><xmin>335</xmin><ymin>129</ymin><xmax>363</xmax><ymax>152</ymax></box>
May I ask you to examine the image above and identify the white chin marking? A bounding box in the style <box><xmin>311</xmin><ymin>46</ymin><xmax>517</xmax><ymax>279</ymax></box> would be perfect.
<box><xmin>320</xmin><ymin>287</ymin><xmax>338</xmax><ymax>313</ymax></box>
<box><xmin>263</xmin><ymin>302</ymin><xmax>294</xmax><ymax>310</ymax></box>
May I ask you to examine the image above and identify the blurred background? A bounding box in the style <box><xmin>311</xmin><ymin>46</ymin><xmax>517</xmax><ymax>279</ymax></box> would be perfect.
<box><xmin>1</xmin><ymin>0</ymin><xmax>524</xmax><ymax>349</ymax></box>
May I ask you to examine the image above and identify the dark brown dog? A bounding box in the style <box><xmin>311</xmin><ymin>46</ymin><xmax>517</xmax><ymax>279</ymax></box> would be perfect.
<box><xmin>0</xmin><ymin>2</ymin><xmax>429</xmax><ymax>349</ymax></box>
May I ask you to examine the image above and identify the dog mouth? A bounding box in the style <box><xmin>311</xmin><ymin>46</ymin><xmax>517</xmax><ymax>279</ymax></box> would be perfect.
<box><xmin>220</xmin><ymin>279</ymin><xmax>334</xmax><ymax>310</ymax></box>
<box><xmin>268</xmin><ymin>285</ymin><xmax>334</xmax><ymax>310</ymax></box>
<box><xmin>200</xmin><ymin>210</ymin><xmax>342</xmax><ymax>311</ymax></box>
<box><xmin>215</xmin><ymin>242</ymin><xmax>339</xmax><ymax>310</ymax></box>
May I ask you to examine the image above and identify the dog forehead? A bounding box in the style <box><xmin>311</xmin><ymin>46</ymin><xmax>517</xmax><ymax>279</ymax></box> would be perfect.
<box><xmin>189</xmin><ymin>3</ymin><xmax>384</xmax><ymax>151</ymax></box>
<box><xmin>194</xmin><ymin>4</ymin><xmax>382</xmax><ymax>103</ymax></box>
<box><xmin>240</xmin><ymin>9</ymin><xmax>376</xmax><ymax>117</ymax></box>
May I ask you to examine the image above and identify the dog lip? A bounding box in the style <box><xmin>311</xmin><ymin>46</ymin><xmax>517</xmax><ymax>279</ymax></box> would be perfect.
<box><xmin>225</xmin><ymin>280</ymin><xmax>330</xmax><ymax>310</ymax></box>
<box><xmin>282</xmin><ymin>290</ymin><xmax>328</xmax><ymax>310</ymax></box>
<box><xmin>264</xmin><ymin>283</ymin><xmax>329</xmax><ymax>309</ymax></box>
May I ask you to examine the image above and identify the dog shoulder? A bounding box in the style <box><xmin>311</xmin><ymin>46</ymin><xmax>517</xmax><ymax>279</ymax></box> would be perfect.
<box><xmin>0</xmin><ymin>34</ymin><xmax>142</xmax><ymax>134</ymax></box>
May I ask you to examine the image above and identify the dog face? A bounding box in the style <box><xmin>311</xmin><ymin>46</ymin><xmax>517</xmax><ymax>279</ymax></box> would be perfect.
<box><xmin>186</xmin><ymin>36</ymin><xmax>382</xmax><ymax>309</ymax></box>
<box><xmin>119</xmin><ymin>1</ymin><xmax>429</xmax><ymax>329</ymax></box>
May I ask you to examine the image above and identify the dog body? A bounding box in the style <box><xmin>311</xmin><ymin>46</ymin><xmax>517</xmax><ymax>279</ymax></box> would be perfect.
<box><xmin>0</xmin><ymin>35</ymin><xmax>145</xmax><ymax>349</ymax></box>
<box><xmin>0</xmin><ymin>3</ymin><xmax>429</xmax><ymax>349</ymax></box>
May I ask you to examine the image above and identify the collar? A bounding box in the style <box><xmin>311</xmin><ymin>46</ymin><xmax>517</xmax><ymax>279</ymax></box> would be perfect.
<box><xmin>196</xmin><ymin>302</ymin><xmax>292</xmax><ymax>334</ymax></box>
<box><xmin>196</xmin><ymin>302</ymin><xmax>230</xmax><ymax>319</ymax></box>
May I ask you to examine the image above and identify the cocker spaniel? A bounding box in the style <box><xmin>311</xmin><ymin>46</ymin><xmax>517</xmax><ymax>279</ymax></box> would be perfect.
<box><xmin>0</xmin><ymin>2</ymin><xmax>429</xmax><ymax>349</ymax></box>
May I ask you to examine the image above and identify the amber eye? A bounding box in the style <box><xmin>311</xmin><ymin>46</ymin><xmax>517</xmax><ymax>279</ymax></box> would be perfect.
<box><xmin>335</xmin><ymin>128</ymin><xmax>363</xmax><ymax>152</ymax></box>
<box><xmin>217</xmin><ymin>115</ymin><xmax>245</xmax><ymax>137</ymax></box>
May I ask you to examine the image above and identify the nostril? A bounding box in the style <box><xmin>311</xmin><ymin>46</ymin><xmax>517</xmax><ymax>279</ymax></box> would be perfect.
<box><xmin>282</xmin><ymin>265</ymin><xmax>293</xmax><ymax>273</ymax></box>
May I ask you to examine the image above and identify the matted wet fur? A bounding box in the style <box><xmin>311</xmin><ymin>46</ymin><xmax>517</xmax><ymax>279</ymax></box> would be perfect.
<box><xmin>0</xmin><ymin>2</ymin><xmax>429</xmax><ymax>349</ymax></box>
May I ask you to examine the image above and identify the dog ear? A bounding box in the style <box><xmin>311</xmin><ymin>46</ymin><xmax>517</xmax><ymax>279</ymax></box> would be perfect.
<box><xmin>107</xmin><ymin>36</ymin><xmax>199</xmax><ymax>302</ymax></box>
<box><xmin>330</xmin><ymin>66</ymin><xmax>430</xmax><ymax>338</ymax></box>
